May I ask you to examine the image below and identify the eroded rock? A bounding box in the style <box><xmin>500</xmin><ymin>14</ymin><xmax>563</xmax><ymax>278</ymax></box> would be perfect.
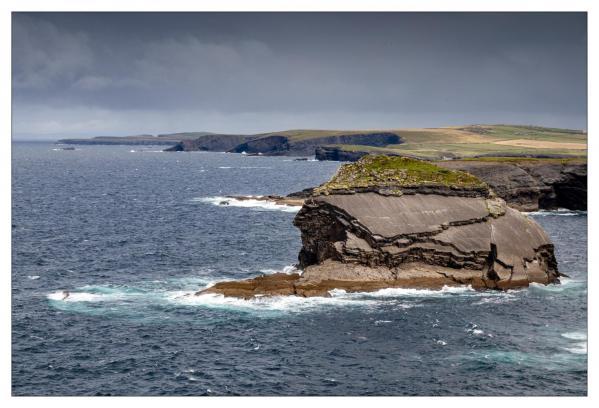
<box><xmin>199</xmin><ymin>156</ymin><xmax>560</xmax><ymax>298</ymax></box>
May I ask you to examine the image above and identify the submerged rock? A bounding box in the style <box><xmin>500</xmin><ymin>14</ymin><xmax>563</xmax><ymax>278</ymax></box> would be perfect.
<box><xmin>200</xmin><ymin>156</ymin><xmax>560</xmax><ymax>298</ymax></box>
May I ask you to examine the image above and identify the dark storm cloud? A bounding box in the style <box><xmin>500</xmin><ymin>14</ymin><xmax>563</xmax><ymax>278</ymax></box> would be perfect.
<box><xmin>12</xmin><ymin>12</ymin><xmax>587</xmax><ymax>138</ymax></box>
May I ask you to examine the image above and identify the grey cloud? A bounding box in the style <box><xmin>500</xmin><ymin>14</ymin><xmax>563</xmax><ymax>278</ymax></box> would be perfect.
<box><xmin>12</xmin><ymin>12</ymin><xmax>587</xmax><ymax>139</ymax></box>
<box><xmin>12</xmin><ymin>14</ymin><xmax>94</xmax><ymax>90</ymax></box>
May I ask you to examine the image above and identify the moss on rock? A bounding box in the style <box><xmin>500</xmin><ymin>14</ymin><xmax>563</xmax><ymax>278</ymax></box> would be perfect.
<box><xmin>315</xmin><ymin>155</ymin><xmax>487</xmax><ymax>195</ymax></box>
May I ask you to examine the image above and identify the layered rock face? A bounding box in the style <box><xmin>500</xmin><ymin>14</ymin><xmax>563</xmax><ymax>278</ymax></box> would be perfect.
<box><xmin>437</xmin><ymin>160</ymin><xmax>587</xmax><ymax>211</ymax></box>
<box><xmin>199</xmin><ymin>156</ymin><xmax>560</xmax><ymax>298</ymax></box>
<box><xmin>292</xmin><ymin>193</ymin><xmax>558</xmax><ymax>293</ymax></box>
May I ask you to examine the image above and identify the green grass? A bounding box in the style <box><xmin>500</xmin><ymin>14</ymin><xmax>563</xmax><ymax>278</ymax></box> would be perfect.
<box><xmin>467</xmin><ymin>125</ymin><xmax>587</xmax><ymax>142</ymax></box>
<box><xmin>451</xmin><ymin>156</ymin><xmax>586</xmax><ymax>163</ymax></box>
<box><xmin>283</xmin><ymin>124</ymin><xmax>587</xmax><ymax>159</ymax></box>
<box><xmin>387</xmin><ymin>142</ymin><xmax>586</xmax><ymax>159</ymax></box>
<box><xmin>315</xmin><ymin>155</ymin><xmax>487</xmax><ymax>194</ymax></box>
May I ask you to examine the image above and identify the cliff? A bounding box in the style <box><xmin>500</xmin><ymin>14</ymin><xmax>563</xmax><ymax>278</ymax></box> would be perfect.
<box><xmin>164</xmin><ymin>134</ymin><xmax>257</xmax><ymax>152</ymax></box>
<box><xmin>199</xmin><ymin>156</ymin><xmax>560</xmax><ymax>298</ymax></box>
<box><xmin>437</xmin><ymin>159</ymin><xmax>587</xmax><ymax>211</ymax></box>
<box><xmin>228</xmin><ymin>132</ymin><xmax>402</xmax><ymax>156</ymax></box>
<box><xmin>315</xmin><ymin>146</ymin><xmax>380</xmax><ymax>161</ymax></box>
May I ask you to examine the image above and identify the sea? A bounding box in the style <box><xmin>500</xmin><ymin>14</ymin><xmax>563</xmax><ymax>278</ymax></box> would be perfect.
<box><xmin>11</xmin><ymin>142</ymin><xmax>587</xmax><ymax>396</ymax></box>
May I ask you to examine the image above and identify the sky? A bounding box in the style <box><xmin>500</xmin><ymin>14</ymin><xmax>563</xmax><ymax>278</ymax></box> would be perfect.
<box><xmin>12</xmin><ymin>12</ymin><xmax>587</xmax><ymax>140</ymax></box>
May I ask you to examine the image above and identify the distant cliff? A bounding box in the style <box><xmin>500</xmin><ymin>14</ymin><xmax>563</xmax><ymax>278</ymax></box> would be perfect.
<box><xmin>315</xmin><ymin>146</ymin><xmax>394</xmax><ymax>161</ymax></box>
<box><xmin>164</xmin><ymin>134</ymin><xmax>257</xmax><ymax>152</ymax></box>
<box><xmin>227</xmin><ymin>132</ymin><xmax>402</xmax><ymax>156</ymax></box>
<box><xmin>57</xmin><ymin>132</ymin><xmax>214</xmax><ymax>146</ymax></box>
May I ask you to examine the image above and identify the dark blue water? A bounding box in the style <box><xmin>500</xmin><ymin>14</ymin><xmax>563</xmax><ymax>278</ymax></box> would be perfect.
<box><xmin>12</xmin><ymin>143</ymin><xmax>587</xmax><ymax>396</ymax></box>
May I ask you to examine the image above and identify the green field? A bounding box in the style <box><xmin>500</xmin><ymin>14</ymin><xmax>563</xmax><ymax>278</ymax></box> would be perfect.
<box><xmin>315</xmin><ymin>124</ymin><xmax>587</xmax><ymax>159</ymax></box>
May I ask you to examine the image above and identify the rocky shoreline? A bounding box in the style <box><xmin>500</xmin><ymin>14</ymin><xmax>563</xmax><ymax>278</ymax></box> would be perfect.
<box><xmin>199</xmin><ymin>156</ymin><xmax>561</xmax><ymax>299</ymax></box>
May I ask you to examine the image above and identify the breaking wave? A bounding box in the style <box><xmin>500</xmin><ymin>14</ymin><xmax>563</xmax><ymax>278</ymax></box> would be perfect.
<box><xmin>525</xmin><ymin>209</ymin><xmax>587</xmax><ymax>217</ymax></box>
<box><xmin>47</xmin><ymin>279</ymin><xmax>519</xmax><ymax>317</ymax></box>
<box><xmin>193</xmin><ymin>196</ymin><xmax>301</xmax><ymax>212</ymax></box>
<box><xmin>561</xmin><ymin>331</ymin><xmax>587</xmax><ymax>341</ymax></box>
<box><xmin>528</xmin><ymin>278</ymin><xmax>586</xmax><ymax>293</ymax></box>
<box><xmin>561</xmin><ymin>331</ymin><xmax>587</xmax><ymax>355</ymax></box>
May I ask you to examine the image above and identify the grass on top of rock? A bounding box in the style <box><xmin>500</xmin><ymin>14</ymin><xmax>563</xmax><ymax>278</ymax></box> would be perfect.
<box><xmin>315</xmin><ymin>155</ymin><xmax>487</xmax><ymax>194</ymax></box>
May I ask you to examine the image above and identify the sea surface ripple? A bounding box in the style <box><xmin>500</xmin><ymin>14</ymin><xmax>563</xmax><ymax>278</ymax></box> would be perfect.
<box><xmin>12</xmin><ymin>143</ymin><xmax>587</xmax><ymax>396</ymax></box>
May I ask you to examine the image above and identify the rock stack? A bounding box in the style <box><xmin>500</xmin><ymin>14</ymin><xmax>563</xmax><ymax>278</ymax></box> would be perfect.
<box><xmin>199</xmin><ymin>155</ymin><xmax>560</xmax><ymax>298</ymax></box>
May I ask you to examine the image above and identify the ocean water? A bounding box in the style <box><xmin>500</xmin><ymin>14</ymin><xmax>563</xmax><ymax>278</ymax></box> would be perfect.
<box><xmin>12</xmin><ymin>143</ymin><xmax>587</xmax><ymax>396</ymax></box>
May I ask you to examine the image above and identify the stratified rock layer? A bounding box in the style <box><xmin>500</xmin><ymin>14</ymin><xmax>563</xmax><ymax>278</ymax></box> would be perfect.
<box><xmin>201</xmin><ymin>191</ymin><xmax>559</xmax><ymax>298</ymax></box>
<box><xmin>437</xmin><ymin>160</ymin><xmax>587</xmax><ymax>211</ymax></box>
<box><xmin>293</xmin><ymin>193</ymin><xmax>558</xmax><ymax>290</ymax></box>
<box><xmin>199</xmin><ymin>157</ymin><xmax>560</xmax><ymax>298</ymax></box>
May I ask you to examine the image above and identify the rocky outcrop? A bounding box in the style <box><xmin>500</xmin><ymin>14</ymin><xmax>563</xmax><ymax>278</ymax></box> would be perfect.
<box><xmin>165</xmin><ymin>134</ymin><xmax>256</xmax><ymax>152</ymax></box>
<box><xmin>199</xmin><ymin>156</ymin><xmax>560</xmax><ymax>298</ymax></box>
<box><xmin>437</xmin><ymin>160</ymin><xmax>587</xmax><ymax>211</ymax></box>
<box><xmin>229</xmin><ymin>132</ymin><xmax>402</xmax><ymax>156</ymax></box>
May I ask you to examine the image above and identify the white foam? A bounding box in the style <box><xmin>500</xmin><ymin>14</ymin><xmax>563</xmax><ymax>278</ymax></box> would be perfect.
<box><xmin>524</xmin><ymin>209</ymin><xmax>587</xmax><ymax>217</ymax></box>
<box><xmin>194</xmin><ymin>196</ymin><xmax>301</xmax><ymax>213</ymax></box>
<box><xmin>472</xmin><ymin>292</ymin><xmax>518</xmax><ymax>305</ymax></box>
<box><xmin>174</xmin><ymin>284</ymin><xmax>479</xmax><ymax>313</ymax></box>
<box><xmin>529</xmin><ymin>278</ymin><xmax>585</xmax><ymax>293</ymax></box>
<box><xmin>259</xmin><ymin>265</ymin><xmax>301</xmax><ymax>275</ymax></box>
<box><xmin>563</xmin><ymin>342</ymin><xmax>587</xmax><ymax>354</ymax></box>
<box><xmin>45</xmin><ymin>279</ymin><xmax>500</xmax><ymax>316</ymax></box>
<box><xmin>47</xmin><ymin>291</ymin><xmax>114</xmax><ymax>302</ymax></box>
<box><xmin>27</xmin><ymin>275</ymin><xmax>40</xmax><ymax>280</ymax></box>
<box><xmin>47</xmin><ymin>286</ymin><xmax>143</xmax><ymax>303</ymax></box>
<box><xmin>360</xmin><ymin>285</ymin><xmax>475</xmax><ymax>298</ymax></box>
<box><xmin>218</xmin><ymin>166</ymin><xmax>232</xmax><ymax>169</ymax></box>
<box><xmin>282</xmin><ymin>265</ymin><xmax>299</xmax><ymax>274</ymax></box>
<box><xmin>561</xmin><ymin>331</ymin><xmax>587</xmax><ymax>341</ymax></box>
<box><xmin>172</xmin><ymin>291</ymin><xmax>379</xmax><ymax>312</ymax></box>
<box><xmin>374</xmin><ymin>320</ymin><xmax>392</xmax><ymax>325</ymax></box>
